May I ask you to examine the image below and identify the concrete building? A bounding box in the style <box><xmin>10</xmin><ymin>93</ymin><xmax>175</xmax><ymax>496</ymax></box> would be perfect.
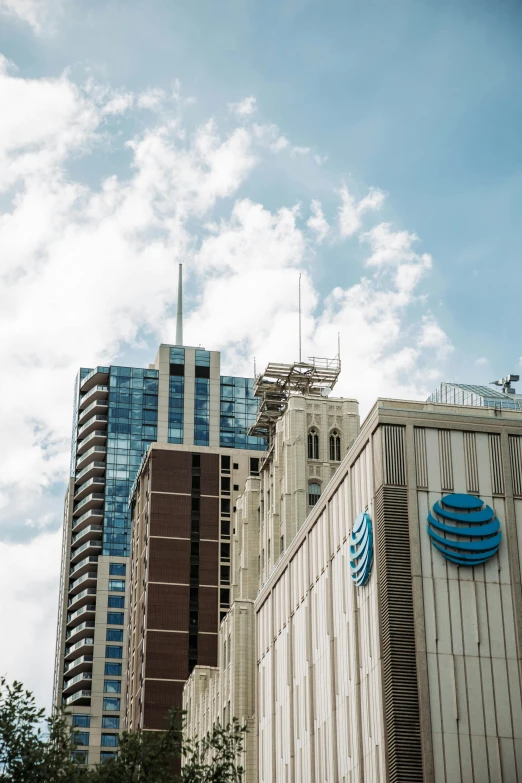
<box><xmin>53</xmin><ymin>336</ymin><xmax>264</xmax><ymax>764</ymax></box>
<box><xmin>185</xmin><ymin>387</ymin><xmax>522</xmax><ymax>782</ymax></box>
<box><xmin>183</xmin><ymin>358</ymin><xmax>360</xmax><ymax>779</ymax></box>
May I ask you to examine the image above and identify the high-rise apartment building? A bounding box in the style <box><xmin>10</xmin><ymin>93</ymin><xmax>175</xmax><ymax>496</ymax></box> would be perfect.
<box><xmin>53</xmin><ymin>337</ymin><xmax>264</xmax><ymax>765</ymax></box>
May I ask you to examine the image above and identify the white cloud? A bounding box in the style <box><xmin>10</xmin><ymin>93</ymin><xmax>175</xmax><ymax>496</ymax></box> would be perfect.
<box><xmin>418</xmin><ymin>315</ymin><xmax>454</xmax><ymax>359</ymax></box>
<box><xmin>475</xmin><ymin>357</ymin><xmax>488</xmax><ymax>366</ymax></box>
<box><xmin>338</xmin><ymin>184</ymin><xmax>385</xmax><ymax>237</ymax></box>
<box><xmin>0</xmin><ymin>61</ymin><xmax>451</xmax><ymax>705</ymax></box>
<box><xmin>0</xmin><ymin>530</ymin><xmax>61</xmax><ymax>709</ymax></box>
<box><xmin>307</xmin><ymin>200</ymin><xmax>329</xmax><ymax>242</ymax></box>
<box><xmin>228</xmin><ymin>96</ymin><xmax>257</xmax><ymax>117</ymax></box>
<box><xmin>0</xmin><ymin>0</ymin><xmax>65</xmax><ymax>34</ymax></box>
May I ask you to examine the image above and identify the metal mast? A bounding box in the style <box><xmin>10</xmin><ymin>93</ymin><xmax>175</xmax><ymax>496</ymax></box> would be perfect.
<box><xmin>176</xmin><ymin>263</ymin><xmax>183</xmax><ymax>346</ymax></box>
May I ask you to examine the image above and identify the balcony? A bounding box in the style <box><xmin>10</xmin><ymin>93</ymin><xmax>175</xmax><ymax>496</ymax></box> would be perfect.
<box><xmin>74</xmin><ymin>477</ymin><xmax>105</xmax><ymax>503</ymax></box>
<box><xmin>69</xmin><ymin>572</ymin><xmax>97</xmax><ymax>595</ymax></box>
<box><xmin>66</xmin><ymin>621</ymin><xmax>95</xmax><ymax>645</ymax></box>
<box><xmin>75</xmin><ymin>461</ymin><xmax>105</xmax><ymax>484</ymax></box>
<box><xmin>67</xmin><ymin>604</ymin><xmax>96</xmax><ymax>627</ymax></box>
<box><xmin>76</xmin><ymin>431</ymin><xmax>107</xmax><ymax>455</ymax></box>
<box><xmin>62</xmin><ymin>672</ymin><xmax>93</xmax><ymax>696</ymax></box>
<box><xmin>71</xmin><ymin>524</ymin><xmax>103</xmax><ymax>549</ymax></box>
<box><xmin>70</xmin><ymin>540</ymin><xmax>102</xmax><ymax>565</ymax></box>
<box><xmin>79</xmin><ymin>384</ymin><xmax>109</xmax><ymax>410</ymax></box>
<box><xmin>63</xmin><ymin>655</ymin><xmax>93</xmax><ymax>676</ymax></box>
<box><xmin>64</xmin><ymin>637</ymin><xmax>94</xmax><ymax>661</ymax></box>
<box><xmin>70</xmin><ymin>556</ymin><xmax>98</xmax><ymax>579</ymax></box>
<box><xmin>77</xmin><ymin>415</ymin><xmax>108</xmax><ymax>440</ymax></box>
<box><xmin>63</xmin><ymin>689</ymin><xmax>92</xmax><ymax>706</ymax></box>
<box><xmin>80</xmin><ymin>366</ymin><xmax>110</xmax><ymax>393</ymax></box>
<box><xmin>78</xmin><ymin>398</ymin><xmax>108</xmax><ymax>426</ymax></box>
<box><xmin>73</xmin><ymin>492</ymin><xmax>104</xmax><ymax>518</ymax></box>
<box><xmin>76</xmin><ymin>445</ymin><xmax>106</xmax><ymax>470</ymax></box>
<box><xmin>72</xmin><ymin>507</ymin><xmax>103</xmax><ymax>533</ymax></box>
<box><xmin>68</xmin><ymin>587</ymin><xmax>96</xmax><ymax>612</ymax></box>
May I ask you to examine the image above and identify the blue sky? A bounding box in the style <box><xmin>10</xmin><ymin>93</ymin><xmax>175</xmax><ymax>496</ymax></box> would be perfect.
<box><xmin>0</xmin><ymin>0</ymin><xmax>521</xmax><ymax>708</ymax></box>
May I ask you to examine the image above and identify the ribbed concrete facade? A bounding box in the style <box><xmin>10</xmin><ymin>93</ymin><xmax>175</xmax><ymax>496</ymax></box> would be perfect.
<box><xmin>255</xmin><ymin>400</ymin><xmax>522</xmax><ymax>782</ymax></box>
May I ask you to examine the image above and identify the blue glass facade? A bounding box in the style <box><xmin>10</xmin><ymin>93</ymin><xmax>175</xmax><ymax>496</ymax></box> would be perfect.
<box><xmin>104</xmin><ymin>367</ymin><xmax>158</xmax><ymax>557</ymax></box>
<box><xmin>220</xmin><ymin>376</ymin><xmax>265</xmax><ymax>450</ymax></box>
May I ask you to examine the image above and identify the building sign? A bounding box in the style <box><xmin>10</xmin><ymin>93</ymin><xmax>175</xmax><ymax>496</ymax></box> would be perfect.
<box><xmin>427</xmin><ymin>493</ymin><xmax>501</xmax><ymax>566</ymax></box>
<box><xmin>349</xmin><ymin>511</ymin><xmax>373</xmax><ymax>587</ymax></box>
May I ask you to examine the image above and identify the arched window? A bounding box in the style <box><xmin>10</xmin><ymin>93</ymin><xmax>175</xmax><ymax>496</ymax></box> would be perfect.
<box><xmin>308</xmin><ymin>429</ymin><xmax>319</xmax><ymax>460</ymax></box>
<box><xmin>330</xmin><ymin>431</ymin><xmax>341</xmax><ymax>462</ymax></box>
<box><xmin>308</xmin><ymin>482</ymin><xmax>321</xmax><ymax>506</ymax></box>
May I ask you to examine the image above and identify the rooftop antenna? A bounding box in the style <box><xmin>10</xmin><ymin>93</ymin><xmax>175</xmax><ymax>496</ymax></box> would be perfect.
<box><xmin>491</xmin><ymin>374</ymin><xmax>520</xmax><ymax>395</ymax></box>
<box><xmin>176</xmin><ymin>263</ymin><xmax>183</xmax><ymax>346</ymax></box>
<box><xmin>298</xmin><ymin>273</ymin><xmax>302</xmax><ymax>363</ymax></box>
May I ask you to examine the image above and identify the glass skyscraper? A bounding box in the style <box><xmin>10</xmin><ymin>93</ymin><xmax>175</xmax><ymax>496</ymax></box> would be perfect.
<box><xmin>54</xmin><ymin>343</ymin><xmax>264</xmax><ymax>765</ymax></box>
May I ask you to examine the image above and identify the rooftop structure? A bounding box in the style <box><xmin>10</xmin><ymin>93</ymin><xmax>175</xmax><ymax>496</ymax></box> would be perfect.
<box><xmin>428</xmin><ymin>381</ymin><xmax>522</xmax><ymax>410</ymax></box>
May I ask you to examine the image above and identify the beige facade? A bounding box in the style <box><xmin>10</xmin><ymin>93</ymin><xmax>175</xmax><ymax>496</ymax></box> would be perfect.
<box><xmin>183</xmin><ymin>391</ymin><xmax>360</xmax><ymax>779</ymax></box>
<box><xmin>256</xmin><ymin>399</ymin><xmax>522</xmax><ymax>782</ymax></box>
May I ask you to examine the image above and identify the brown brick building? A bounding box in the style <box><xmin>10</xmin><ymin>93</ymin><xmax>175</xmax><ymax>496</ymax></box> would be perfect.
<box><xmin>126</xmin><ymin>443</ymin><xmax>260</xmax><ymax>731</ymax></box>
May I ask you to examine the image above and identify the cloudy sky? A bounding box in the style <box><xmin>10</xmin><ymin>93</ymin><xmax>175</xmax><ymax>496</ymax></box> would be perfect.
<box><xmin>0</xmin><ymin>0</ymin><xmax>521</xmax><ymax>710</ymax></box>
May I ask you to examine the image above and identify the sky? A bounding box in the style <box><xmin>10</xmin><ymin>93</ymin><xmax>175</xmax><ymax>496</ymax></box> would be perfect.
<box><xmin>0</xmin><ymin>0</ymin><xmax>521</xmax><ymax>711</ymax></box>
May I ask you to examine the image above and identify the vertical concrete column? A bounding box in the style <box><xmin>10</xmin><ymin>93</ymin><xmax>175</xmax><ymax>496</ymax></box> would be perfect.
<box><xmin>156</xmin><ymin>345</ymin><xmax>170</xmax><ymax>443</ymax></box>
<box><xmin>209</xmin><ymin>351</ymin><xmax>221</xmax><ymax>448</ymax></box>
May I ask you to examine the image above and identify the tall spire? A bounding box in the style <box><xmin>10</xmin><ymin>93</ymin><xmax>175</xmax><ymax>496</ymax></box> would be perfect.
<box><xmin>176</xmin><ymin>263</ymin><xmax>183</xmax><ymax>346</ymax></box>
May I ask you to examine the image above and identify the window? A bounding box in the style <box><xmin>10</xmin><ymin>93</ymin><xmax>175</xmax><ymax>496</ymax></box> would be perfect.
<box><xmin>192</xmin><ymin>474</ymin><xmax>200</xmax><ymax>491</ymax></box>
<box><xmin>250</xmin><ymin>457</ymin><xmax>260</xmax><ymax>475</ymax></box>
<box><xmin>105</xmin><ymin>663</ymin><xmax>122</xmax><ymax>676</ymax></box>
<box><xmin>72</xmin><ymin>715</ymin><xmax>90</xmax><ymax>728</ymax></box>
<box><xmin>107</xmin><ymin>612</ymin><xmax>124</xmax><ymax>625</ymax></box>
<box><xmin>221</xmin><ymin>477</ymin><xmax>230</xmax><ymax>494</ymax></box>
<box><xmin>233</xmin><ymin>484</ymin><xmax>239</xmax><ymax>491</ymax></box>
<box><xmin>105</xmin><ymin>645</ymin><xmax>123</xmax><ymax>659</ymax></box>
<box><xmin>109</xmin><ymin>563</ymin><xmax>126</xmax><ymax>576</ymax></box>
<box><xmin>106</xmin><ymin>629</ymin><xmax>123</xmax><ymax>642</ymax></box>
<box><xmin>104</xmin><ymin>680</ymin><xmax>121</xmax><ymax>694</ymax></box>
<box><xmin>220</xmin><ymin>588</ymin><xmax>230</xmax><ymax>606</ymax></box>
<box><xmin>100</xmin><ymin>751</ymin><xmax>117</xmax><ymax>762</ymax></box>
<box><xmin>221</xmin><ymin>498</ymin><xmax>230</xmax><ymax>515</ymax></box>
<box><xmin>192</xmin><ymin>453</ymin><xmax>200</xmax><ymax>469</ymax></box>
<box><xmin>308</xmin><ymin>429</ymin><xmax>319</xmax><ymax>460</ymax></box>
<box><xmin>73</xmin><ymin>732</ymin><xmax>89</xmax><ymax>746</ymax></box>
<box><xmin>101</xmin><ymin>734</ymin><xmax>119</xmax><ymax>747</ymax></box>
<box><xmin>71</xmin><ymin>750</ymin><xmax>88</xmax><ymax>764</ymax></box>
<box><xmin>233</xmin><ymin>463</ymin><xmax>238</xmax><ymax>470</ymax></box>
<box><xmin>102</xmin><ymin>716</ymin><xmax>120</xmax><ymax>729</ymax></box>
<box><xmin>221</xmin><ymin>455</ymin><xmax>230</xmax><ymax>472</ymax></box>
<box><xmin>108</xmin><ymin>595</ymin><xmax>124</xmax><ymax>608</ymax></box>
<box><xmin>220</xmin><ymin>543</ymin><xmax>230</xmax><ymax>561</ymax></box>
<box><xmin>329</xmin><ymin>431</ymin><xmax>341</xmax><ymax>462</ymax></box>
<box><xmin>103</xmin><ymin>697</ymin><xmax>120</xmax><ymax>711</ymax></box>
<box><xmin>308</xmin><ymin>482</ymin><xmax>321</xmax><ymax>506</ymax></box>
<box><xmin>221</xmin><ymin>520</ymin><xmax>230</xmax><ymax>538</ymax></box>
<box><xmin>220</xmin><ymin>565</ymin><xmax>230</xmax><ymax>584</ymax></box>
<box><xmin>108</xmin><ymin>579</ymin><xmax>125</xmax><ymax>592</ymax></box>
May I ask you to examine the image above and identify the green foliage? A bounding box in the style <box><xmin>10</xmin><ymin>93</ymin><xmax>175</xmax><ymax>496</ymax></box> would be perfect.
<box><xmin>0</xmin><ymin>677</ymin><xmax>86</xmax><ymax>782</ymax></box>
<box><xmin>0</xmin><ymin>679</ymin><xmax>246</xmax><ymax>783</ymax></box>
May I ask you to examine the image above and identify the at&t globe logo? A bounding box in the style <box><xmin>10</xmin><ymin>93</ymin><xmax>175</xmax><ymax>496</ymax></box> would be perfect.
<box><xmin>427</xmin><ymin>493</ymin><xmax>501</xmax><ymax>566</ymax></box>
<box><xmin>349</xmin><ymin>511</ymin><xmax>373</xmax><ymax>587</ymax></box>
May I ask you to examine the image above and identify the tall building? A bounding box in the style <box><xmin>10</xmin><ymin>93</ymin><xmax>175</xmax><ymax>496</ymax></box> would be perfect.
<box><xmin>126</xmin><ymin>443</ymin><xmax>262</xmax><ymax>736</ymax></box>
<box><xmin>53</xmin><ymin>332</ymin><xmax>264</xmax><ymax>764</ymax></box>
<box><xmin>185</xmin><ymin>385</ymin><xmax>522</xmax><ymax>782</ymax></box>
<box><xmin>184</xmin><ymin>357</ymin><xmax>360</xmax><ymax>780</ymax></box>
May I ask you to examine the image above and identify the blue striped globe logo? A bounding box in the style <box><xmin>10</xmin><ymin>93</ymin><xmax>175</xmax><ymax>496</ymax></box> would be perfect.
<box><xmin>427</xmin><ymin>493</ymin><xmax>501</xmax><ymax>566</ymax></box>
<box><xmin>349</xmin><ymin>511</ymin><xmax>373</xmax><ymax>587</ymax></box>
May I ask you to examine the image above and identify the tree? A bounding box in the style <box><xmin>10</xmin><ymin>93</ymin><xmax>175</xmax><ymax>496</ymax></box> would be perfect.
<box><xmin>91</xmin><ymin>710</ymin><xmax>246</xmax><ymax>783</ymax></box>
<box><xmin>0</xmin><ymin>679</ymin><xmax>246</xmax><ymax>782</ymax></box>
<box><xmin>0</xmin><ymin>677</ymin><xmax>86</xmax><ymax>782</ymax></box>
